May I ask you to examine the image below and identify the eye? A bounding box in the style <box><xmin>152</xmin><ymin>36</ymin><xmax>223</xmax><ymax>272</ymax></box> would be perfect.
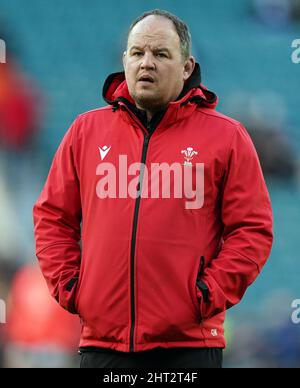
<box><xmin>156</xmin><ymin>52</ymin><xmax>168</xmax><ymax>58</ymax></box>
<box><xmin>132</xmin><ymin>51</ymin><xmax>143</xmax><ymax>57</ymax></box>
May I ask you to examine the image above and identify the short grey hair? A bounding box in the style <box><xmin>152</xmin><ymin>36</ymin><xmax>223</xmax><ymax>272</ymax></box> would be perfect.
<box><xmin>127</xmin><ymin>9</ymin><xmax>192</xmax><ymax>61</ymax></box>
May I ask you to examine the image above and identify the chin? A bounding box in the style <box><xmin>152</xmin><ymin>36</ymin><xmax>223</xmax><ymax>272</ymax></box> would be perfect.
<box><xmin>134</xmin><ymin>93</ymin><xmax>163</xmax><ymax>110</ymax></box>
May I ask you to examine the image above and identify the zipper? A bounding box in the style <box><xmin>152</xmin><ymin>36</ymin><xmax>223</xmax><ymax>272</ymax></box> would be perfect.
<box><xmin>116</xmin><ymin>102</ymin><xmax>164</xmax><ymax>352</ymax></box>
<box><xmin>129</xmin><ymin>124</ymin><xmax>152</xmax><ymax>353</ymax></box>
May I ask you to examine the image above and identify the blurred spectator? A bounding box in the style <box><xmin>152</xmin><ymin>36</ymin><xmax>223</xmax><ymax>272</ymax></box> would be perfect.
<box><xmin>291</xmin><ymin>0</ymin><xmax>300</xmax><ymax>19</ymax></box>
<box><xmin>225</xmin><ymin>290</ymin><xmax>300</xmax><ymax>367</ymax></box>
<box><xmin>0</xmin><ymin>24</ymin><xmax>42</xmax><ymax>150</ymax></box>
<box><xmin>0</xmin><ymin>21</ymin><xmax>44</xmax><ymax>264</ymax></box>
<box><xmin>225</xmin><ymin>91</ymin><xmax>298</xmax><ymax>181</ymax></box>
<box><xmin>253</xmin><ymin>0</ymin><xmax>300</xmax><ymax>25</ymax></box>
<box><xmin>0</xmin><ymin>59</ymin><xmax>42</xmax><ymax>151</ymax></box>
<box><xmin>247</xmin><ymin>125</ymin><xmax>298</xmax><ymax>181</ymax></box>
<box><xmin>3</xmin><ymin>264</ymin><xmax>81</xmax><ymax>368</ymax></box>
<box><xmin>253</xmin><ymin>0</ymin><xmax>293</xmax><ymax>27</ymax></box>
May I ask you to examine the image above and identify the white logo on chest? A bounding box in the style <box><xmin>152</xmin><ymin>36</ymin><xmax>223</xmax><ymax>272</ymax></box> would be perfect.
<box><xmin>99</xmin><ymin>145</ymin><xmax>111</xmax><ymax>160</ymax></box>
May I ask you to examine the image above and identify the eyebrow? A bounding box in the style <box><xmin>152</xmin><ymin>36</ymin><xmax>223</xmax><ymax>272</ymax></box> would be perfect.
<box><xmin>129</xmin><ymin>46</ymin><xmax>143</xmax><ymax>52</ymax></box>
<box><xmin>153</xmin><ymin>47</ymin><xmax>170</xmax><ymax>53</ymax></box>
<box><xmin>129</xmin><ymin>46</ymin><xmax>171</xmax><ymax>53</ymax></box>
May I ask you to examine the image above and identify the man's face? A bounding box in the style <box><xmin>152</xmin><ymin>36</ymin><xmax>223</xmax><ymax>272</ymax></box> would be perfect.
<box><xmin>123</xmin><ymin>15</ymin><xmax>195</xmax><ymax>113</ymax></box>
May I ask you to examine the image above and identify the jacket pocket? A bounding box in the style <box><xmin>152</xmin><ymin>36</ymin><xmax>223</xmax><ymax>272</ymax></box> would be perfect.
<box><xmin>196</xmin><ymin>256</ymin><xmax>209</xmax><ymax>304</ymax></box>
<box><xmin>197</xmin><ymin>256</ymin><xmax>205</xmax><ymax>281</ymax></box>
<box><xmin>74</xmin><ymin>272</ymin><xmax>83</xmax><ymax>314</ymax></box>
<box><xmin>60</xmin><ymin>275</ymin><xmax>79</xmax><ymax>314</ymax></box>
<box><xmin>74</xmin><ymin>263</ymin><xmax>84</xmax><ymax>314</ymax></box>
<box><xmin>66</xmin><ymin>276</ymin><xmax>79</xmax><ymax>292</ymax></box>
<box><xmin>192</xmin><ymin>256</ymin><xmax>204</xmax><ymax>323</ymax></box>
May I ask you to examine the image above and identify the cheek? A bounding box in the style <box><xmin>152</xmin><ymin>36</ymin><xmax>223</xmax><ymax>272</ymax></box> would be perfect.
<box><xmin>125</xmin><ymin>69</ymin><xmax>136</xmax><ymax>90</ymax></box>
<box><xmin>126</xmin><ymin>63</ymin><xmax>139</xmax><ymax>81</ymax></box>
<box><xmin>162</xmin><ymin>69</ymin><xmax>184</xmax><ymax>88</ymax></box>
<box><xmin>162</xmin><ymin>67</ymin><xmax>183</xmax><ymax>82</ymax></box>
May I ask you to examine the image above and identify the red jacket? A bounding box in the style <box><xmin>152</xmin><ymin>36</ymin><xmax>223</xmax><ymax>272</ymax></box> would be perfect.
<box><xmin>33</xmin><ymin>65</ymin><xmax>273</xmax><ymax>352</ymax></box>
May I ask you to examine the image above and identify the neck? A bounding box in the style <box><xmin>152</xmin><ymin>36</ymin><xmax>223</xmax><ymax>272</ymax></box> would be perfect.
<box><xmin>135</xmin><ymin>104</ymin><xmax>166</xmax><ymax>123</ymax></box>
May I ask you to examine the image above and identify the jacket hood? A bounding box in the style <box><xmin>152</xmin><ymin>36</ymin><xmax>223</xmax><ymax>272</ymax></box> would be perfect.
<box><xmin>102</xmin><ymin>63</ymin><xmax>218</xmax><ymax>111</ymax></box>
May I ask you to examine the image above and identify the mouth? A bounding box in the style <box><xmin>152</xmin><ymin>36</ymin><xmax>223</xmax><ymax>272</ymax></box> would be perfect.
<box><xmin>138</xmin><ymin>75</ymin><xmax>155</xmax><ymax>84</ymax></box>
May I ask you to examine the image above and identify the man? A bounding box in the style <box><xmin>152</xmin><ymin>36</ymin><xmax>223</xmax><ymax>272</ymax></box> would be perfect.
<box><xmin>33</xmin><ymin>10</ymin><xmax>273</xmax><ymax>368</ymax></box>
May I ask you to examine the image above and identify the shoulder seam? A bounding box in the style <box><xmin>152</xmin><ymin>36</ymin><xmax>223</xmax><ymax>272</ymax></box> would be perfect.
<box><xmin>195</xmin><ymin>107</ymin><xmax>240</xmax><ymax>126</ymax></box>
<box><xmin>78</xmin><ymin>106</ymin><xmax>112</xmax><ymax>119</ymax></box>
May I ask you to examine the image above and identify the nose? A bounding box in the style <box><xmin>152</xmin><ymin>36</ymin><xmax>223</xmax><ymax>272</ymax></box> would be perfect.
<box><xmin>140</xmin><ymin>52</ymin><xmax>155</xmax><ymax>70</ymax></box>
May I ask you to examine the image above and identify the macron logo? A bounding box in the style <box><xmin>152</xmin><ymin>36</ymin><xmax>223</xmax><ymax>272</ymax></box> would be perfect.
<box><xmin>99</xmin><ymin>145</ymin><xmax>111</xmax><ymax>160</ymax></box>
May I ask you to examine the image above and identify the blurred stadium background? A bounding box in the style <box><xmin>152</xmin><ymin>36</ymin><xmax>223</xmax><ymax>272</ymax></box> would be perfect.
<box><xmin>0</xmin><ymin>0</ymin><xmax>300</xmax><ymax>368</ymax></box>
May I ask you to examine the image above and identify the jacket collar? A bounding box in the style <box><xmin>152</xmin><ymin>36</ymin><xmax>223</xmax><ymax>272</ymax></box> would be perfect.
<box><xmin>102</xmin><ymin>63</ymin><xmax>218</xmax><ymax>131</ymax></box>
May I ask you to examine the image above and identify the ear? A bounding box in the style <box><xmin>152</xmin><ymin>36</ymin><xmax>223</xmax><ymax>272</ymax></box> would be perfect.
<box><xmin>183</xmin><ymin>56</ymin><xmax>196</xmax><ymax>81</ymax></box>
<box><xmin>122</xmin><ymin>51</ymin><xmax>127</xmax><ymax>70</ymax></box>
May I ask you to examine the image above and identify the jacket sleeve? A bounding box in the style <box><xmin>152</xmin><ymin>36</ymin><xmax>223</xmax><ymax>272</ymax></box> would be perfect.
<box><xmin>197</xmin><ymin>123</ymin><xmax>273</xmax><ymax>321</ymax></box>
<box><xmin>33</xmin><ymin>119</ymin><xmax>82</xmax><ymax>314</ymax></box>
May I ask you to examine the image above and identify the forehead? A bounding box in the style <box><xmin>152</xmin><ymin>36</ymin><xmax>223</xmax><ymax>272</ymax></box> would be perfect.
<box><xmin>128</xmin><ymin>15</ymin><xmax>180</xmax><ymax>50</ymax></box>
